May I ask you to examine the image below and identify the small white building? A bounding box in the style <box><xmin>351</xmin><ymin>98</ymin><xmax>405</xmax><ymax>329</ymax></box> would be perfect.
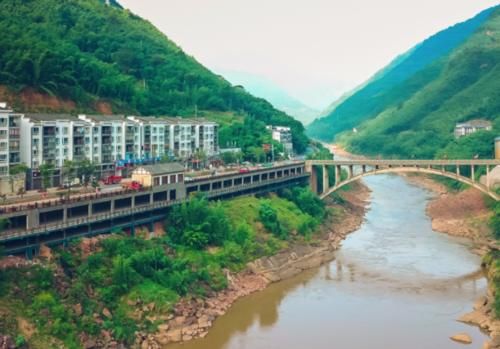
<box><xmin>454</xmin><ymin>119</ymin><xmax>492</xmax><ymax>138</ymax></box>
<box><xmin>267</xmin><ymin>125</ymin><xmax>293</xmax><ymax>155</ymax></box>
<box><xmin>132</xmin><ymin>163</ymin><xmax>185</xmax><ymax>187</ymax></box>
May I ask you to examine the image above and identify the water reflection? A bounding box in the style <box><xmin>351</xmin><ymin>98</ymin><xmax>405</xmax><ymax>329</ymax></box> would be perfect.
<box><xmin>167</xmin><ymin>175</ymin><xmax>488</xmax><ymax>349</ymax></box>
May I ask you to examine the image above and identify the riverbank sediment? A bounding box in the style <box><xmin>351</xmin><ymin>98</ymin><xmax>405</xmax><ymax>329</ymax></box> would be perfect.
<box><xmin>404</xmin><ymin>173</ymin><xmax>499</xmax><ymax>349</ymax></box>
<box><xmin>137</xmin><ymin>182</ymin><xmax>370</xmax><ymax>348</ymax></box>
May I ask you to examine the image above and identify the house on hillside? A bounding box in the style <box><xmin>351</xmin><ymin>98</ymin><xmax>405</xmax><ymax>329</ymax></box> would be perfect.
<box><xmin>454</xmin><ymin>119</ymin><xmax>492</xmax><ymax>138</ymax></box>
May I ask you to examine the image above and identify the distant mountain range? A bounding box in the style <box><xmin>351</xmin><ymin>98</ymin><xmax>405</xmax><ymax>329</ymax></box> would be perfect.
<box><xmin>307</xmin><ymin>5</ymin><xmax>500</xmax><ymax>159</ymax></box>
<box><xmin>220</xmin><ymin>70</ymin><xmax>319</xmax><ymax>125</ymax></box>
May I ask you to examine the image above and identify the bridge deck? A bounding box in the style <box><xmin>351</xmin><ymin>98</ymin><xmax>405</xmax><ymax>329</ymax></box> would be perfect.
<box><xmin>307</xmin><ymin>159</ymin><xmax>500</xmax><ymax>166</ymax></box>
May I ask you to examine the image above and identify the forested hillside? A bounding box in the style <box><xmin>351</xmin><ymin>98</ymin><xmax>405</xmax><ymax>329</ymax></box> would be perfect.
<box><xmin>307</xmin><ymin>6</ymin><xmax>499</xmax><ymax>159</ymax></box>
<box><xmin>0</xmin><ymin>0</ymin><xmax>308</xmax><ymax>153</ymax></box>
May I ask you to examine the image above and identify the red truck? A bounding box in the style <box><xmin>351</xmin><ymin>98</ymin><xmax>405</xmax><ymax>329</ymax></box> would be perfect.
<box><xmin>102</xmin><ymin>175</ymin><xmax>122</xmax><ymax>185</ymax></box>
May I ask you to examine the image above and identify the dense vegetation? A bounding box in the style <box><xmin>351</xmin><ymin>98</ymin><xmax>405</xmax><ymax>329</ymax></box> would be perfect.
<box><xmin>0</xmin><ymin>0</ymin><xmax>308</xmax><ymax>154</ymax></box>
<box><xmin>307</xmin><ymin>6</ymin><xmax>500</xmax><ymax>159</ymax></box>
<box><xmin>0</xmin><ymin>188</ymin><xmax>326</xmax><ymax>347</ymax></box>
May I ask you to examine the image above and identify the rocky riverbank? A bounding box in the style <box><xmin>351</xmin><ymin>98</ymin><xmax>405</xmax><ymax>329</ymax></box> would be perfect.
<box><xmin>404</xmin><ymin>173</ymin><xmax>499</xmax><ymax>349</ymax></box>
<box><xmin>137</xmin><ymin>182</ymin><xmax>370</xmax><ymax>349</ymax></box>
<box><xmin>404</xmin><ymin>174</ymin><xmax>495</xmax><ymax>253</ymax></box>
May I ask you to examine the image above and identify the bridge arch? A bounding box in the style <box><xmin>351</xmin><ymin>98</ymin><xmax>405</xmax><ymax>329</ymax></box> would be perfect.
<box><xmin>319</xmin><ymin>167</ymin><xmax>499</xmax><ymax>201</ymax></box>
<box><xmin>305</xmin><ymin>160</ymin><xmax>500</xmax><ymax>201</ymax></box>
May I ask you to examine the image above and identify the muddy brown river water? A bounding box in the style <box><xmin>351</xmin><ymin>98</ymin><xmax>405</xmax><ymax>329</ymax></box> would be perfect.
<box><xmin>168</xmin><ymin>175</ymin><xmax>488</xmax><ymax>349</ymax></box>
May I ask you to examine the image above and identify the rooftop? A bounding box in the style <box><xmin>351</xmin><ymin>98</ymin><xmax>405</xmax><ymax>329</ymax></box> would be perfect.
<box><xmin>456</xmin><ymin>119</ymin><xmax>492</xmax><ymax>128</ymax></box>
<box><xmin>134</xmin><ymin>163</ymin><xmax>185</xmax><ymax>175</ymax></box>
<box><xmin>79</xmin><ymin>114</ymin><xmax>126</xmax><ymax>122</ymax></box>
<box><xmin>24</xmin><ymin>113</ymin><xmax>81</xmax><ymax>122</ymax></box>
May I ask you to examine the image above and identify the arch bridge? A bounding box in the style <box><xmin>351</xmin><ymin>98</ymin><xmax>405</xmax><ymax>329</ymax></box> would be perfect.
<box><xmin>305</xmin><ymin>159</ymin><xmax>500</xmax><ymax>201</ymax></box>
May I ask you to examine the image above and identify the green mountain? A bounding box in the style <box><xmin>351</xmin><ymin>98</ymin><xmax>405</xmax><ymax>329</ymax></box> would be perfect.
<box><xmin>0</xmin><ymin>0</ymin><xmax>308</xmax><ymax>154</ymax></box>
<box><xmin>307</xmin><ymin>6</ymin><xmax>499</xmax><ymax>158</ymax></box>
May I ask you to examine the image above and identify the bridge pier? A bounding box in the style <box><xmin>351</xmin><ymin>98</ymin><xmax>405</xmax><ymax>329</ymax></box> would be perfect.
<box><xmin>471</xmin><ymin>165</ymin><xmax>475</xmax><ymax>182</ymax></box>
<box><xmin>456</xmin><ymin>165</ymin><xmax>460</xmax><ymax>177</ymax></box>
<box><xmin>305</xmin><ymin>162</ymin><xmax>319</xmax><ymax>194</ymax></box>
<box><xmin>322</xmin><ymin>165</ymin><xmax>329</xmax><ymax>192</ymax></box>
<box><xmin>348</xmin><ymin>165</ymin><xmax>354</xmax><ymax>179</ymax></box>
<box><xmin>335</xmin><ymin>165</ymin><xmax>341</xmax><ymax>186</ymax></box>
<box><xmin>486</xmin><ymin>165</ymin><xmax>490</xmax><ymax>189</ymax></box>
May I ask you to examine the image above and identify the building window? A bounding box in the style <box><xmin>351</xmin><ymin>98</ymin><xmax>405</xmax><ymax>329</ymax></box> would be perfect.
<box><xmin>154</xmin><ymin>177</ymin><xmax>160</xmax><ymax>186</ymax></box>
<box><xmin>170</xmin><ymin>174</ymin><xmax>176</xmax><ymax>184</ymax></box>
<box><xmin>162</xmin><ymin>175</ymin><xmax>169</xmax><ymax>184</ymax></box>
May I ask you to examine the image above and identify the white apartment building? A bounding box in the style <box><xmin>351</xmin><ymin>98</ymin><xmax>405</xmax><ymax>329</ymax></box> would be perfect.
<box><xmin>0</xmin><ymin>104</ymin><xmax>22</xmax><ymax>177</ymax></box>
<box><xmin>20</xmin><ymin>114</ymin><xmax>93</xmax><ymax>169</ymax></box>
<box><xmin>128</xmin><ymin>116</ymin><xmax>219</xmax><ymax>159</ymax></box>
<box><xmin>191</xmin><ymin>119</ymin><xmax>218</xmax><ymax>157</ymax></box>
<box><xmin>77</xmin><ymin>114</ymin><xmax>142</xmax><ymax>168</ymax></box>
<box><xmin>267</xmin><ymin>125</ymin><xmax>293</xmax><ymax>155</ymax></box>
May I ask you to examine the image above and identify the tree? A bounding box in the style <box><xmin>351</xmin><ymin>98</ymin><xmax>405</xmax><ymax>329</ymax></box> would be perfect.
<box><xmin>221</xmin><ymin>151</ymin><xmax>236</xmax><ymax>165</ymax></box>
<box><xmin>8</xmin><ymin>164</ymin><xmax>27</xmax><ymax>193</ymax></box>
<box><xmin>39</xmin><ymin>163</ymin><xmax>55</xmax><ymax>191</ymax></box>
<box><xmin>76</xmin><ymin>159</ymin><xmax>95</xmax><ymax>187</ymax></box>
<box><xmin>62</xmin><ymin>160</ymin><xmax>77</xmax><ymax>187</ymax></box>
<box><xmin>112</xmin><ymin>256</ymin><xmax>138</xmax><ymax>292</ymax></box>
<box><xmin>16</xmin><ymin>187</ymin><xmax>26</xmax><ymax>199</ymax></box>
<box><xmin>259</xmin><ymin>201</ymin><xmax>284</xmax><ymax>238</ymax></box>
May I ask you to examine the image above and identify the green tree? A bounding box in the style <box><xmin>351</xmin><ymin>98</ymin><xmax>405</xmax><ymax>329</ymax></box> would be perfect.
<box><xmin>8</xmin><ymin>164</ymin><xmax>27</xmax><ymax>193</ymax></box>
<box><xmin>112</xmin><ymin>256</ymin><xmax>138</xmax><ymax>293</ymax></box>
<box><xmin>39</xmin><ymin>163</ymin><xmax>54</xmax><ymax>191</ymax></box>
<box><xmin>76</xmin><ymin>159</ymin><xmax>96</xmax><ymax>187</ymax></box>
<box><xmin>259</xmin><ymin>201</ymin><xmax>284</xmax><ymax>239</ymax></box>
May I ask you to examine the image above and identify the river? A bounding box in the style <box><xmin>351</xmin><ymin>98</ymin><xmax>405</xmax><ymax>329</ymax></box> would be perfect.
<box><xmin>168</xmin><ymin>174</ymin><xmax>488</xmax><ymax>349</ymax></box>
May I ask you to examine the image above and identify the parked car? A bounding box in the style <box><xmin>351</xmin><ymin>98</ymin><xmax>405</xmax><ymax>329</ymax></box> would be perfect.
<box><xmin>102</xmin><ymin>175</ymin><xmax>122</xmax><ymax>185</ymax></box>
<box><xmin>239</xmin><ymin>167</ymin><xmax>250</xmax><ymax>173</ymax></box>
<box><xmin>122</xmin><ymin>180</ymin><xmax>142</xmax><ymax>190</ymax></box>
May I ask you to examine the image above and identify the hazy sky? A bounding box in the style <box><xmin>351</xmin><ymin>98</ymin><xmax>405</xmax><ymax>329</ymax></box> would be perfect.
<box><xmin>119</xmin><ymin>0</ymin><xmax>499</xmax><ymax>110</ymax></box>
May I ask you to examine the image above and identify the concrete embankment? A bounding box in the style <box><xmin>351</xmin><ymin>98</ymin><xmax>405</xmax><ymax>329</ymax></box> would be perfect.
<box><xmin>136</xmin><ymin>182</ymin><xmax>370</xmax><ymax>349</ymax></box>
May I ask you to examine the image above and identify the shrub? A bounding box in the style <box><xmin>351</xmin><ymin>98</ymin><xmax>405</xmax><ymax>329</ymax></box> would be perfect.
<box><xmin>259</xmin><ymin>201</ymin><xmax>285</xmax><ymax>239</ymax></box>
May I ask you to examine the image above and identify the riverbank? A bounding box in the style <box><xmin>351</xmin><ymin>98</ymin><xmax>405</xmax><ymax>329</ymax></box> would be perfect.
<box><xmin>403</xmin><ymin>173</ymin><xmax>495</xmax><ymax>253</ymax></box>
<box><xmin>138</xmin><ymin>182</ymin><xmax>370</xmax><ymax>348</ymax></box>
<box><xmin>403</xmin><ymin>173</ymin><xmax>499</xmax><ymax>349</ymax></box>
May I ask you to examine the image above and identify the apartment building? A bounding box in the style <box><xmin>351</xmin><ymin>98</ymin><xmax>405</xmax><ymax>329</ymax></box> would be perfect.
<box><xmin>127</xmin><ymin>116</ymin><xmax>171</xmax><ymax>160</ymax></box>
<box><xmin>267</xmin><ymin>125</ymin><xmax>293</xmax><ymax>155</ymax></box>
<box><xmin>191</xmin><ymin>119</ymin><xmax>218</xmax><ymax>157</ymax></box>
<box><xmin>20</xmin><ymin>114</ymin><xmax>89</xmax><ymax>169</ymax></box>
<box><xmin>0</xmin><ymin>104</ymin><xmax>22</xmax><ymax>177</ymax></box>
<box><xmin>127</xmin><ymin>116</ymin><xmax>219</xmax><ymax>159</ymax></box>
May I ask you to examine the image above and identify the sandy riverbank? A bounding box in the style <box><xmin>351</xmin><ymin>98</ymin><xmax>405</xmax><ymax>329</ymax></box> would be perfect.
<box><xmin>137</xmin><ymin>182</ymin><xmax>370</xmax><ymax>349</ymax></box>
